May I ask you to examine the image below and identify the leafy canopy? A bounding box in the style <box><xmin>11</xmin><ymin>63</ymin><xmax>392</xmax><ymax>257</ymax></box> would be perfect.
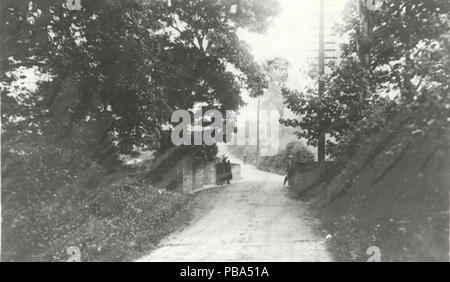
<box><xmin>1</xmin><ymin>0</ymin><xmax>278</xmax><ymax>157</ymax></box>
<box><xmin>281</xmin><ymin>0</ymin><xmax>449</xmax><ymax>158</ymax></box>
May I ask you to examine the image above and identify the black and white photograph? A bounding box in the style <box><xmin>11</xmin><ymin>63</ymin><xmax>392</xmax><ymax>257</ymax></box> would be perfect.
<box><xmin>0</xmin><ymin>0</ymin><xmax>449</xmax><ymax>266</ymax></box>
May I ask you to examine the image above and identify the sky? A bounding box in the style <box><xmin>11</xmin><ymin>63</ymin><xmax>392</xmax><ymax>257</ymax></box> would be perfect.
<box><xmin>238</xmin><ymin>0</ymin><xmax>350</xmax><ymax>91</ymax></box>
<box><xmin>236</xmin><ymin>0</ymin><xmax>350</xmax><ymax>117</ymax></box>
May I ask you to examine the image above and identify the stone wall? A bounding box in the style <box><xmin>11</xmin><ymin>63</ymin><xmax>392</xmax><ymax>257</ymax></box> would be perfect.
<box><xmin>178</xmin><ymin>159</ymin><xmax>242</xmax><ymax>193</ymax></box>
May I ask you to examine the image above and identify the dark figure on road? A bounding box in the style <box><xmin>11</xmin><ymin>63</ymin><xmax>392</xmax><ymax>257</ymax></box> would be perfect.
<box><xmin>284</xmin><ymin>155</ymin><xmax>294</xmax><ymax>187</ymax></box>
<box><xmin>225</xmin><ymin>160</ymin><xmax>232</xmax><ymax>184</ymax></box>
<box><xmin>222</xmin><ymin>157</ymin><xmax>229</xmax><ymax>184</ymax></box>
<box><xmin>216</xmin><ymin>156</ymin><xmax>233</xmax><ymax>185</ymax></box>
<box><xmin>216</xmin><ymin>160</ymin><xmax>224</xmax><ymax>185</ymax></box>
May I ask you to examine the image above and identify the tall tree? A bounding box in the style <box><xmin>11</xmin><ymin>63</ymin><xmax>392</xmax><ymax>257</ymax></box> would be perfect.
<box><xmin>281</xmin><ymin>0</ymin><xmax>449</xmax><ymax>159</ymax></box>
<box><xmin>1</xmin><ymin>0</ymin><xmax>278</xmax><ymax>161</ymax></box>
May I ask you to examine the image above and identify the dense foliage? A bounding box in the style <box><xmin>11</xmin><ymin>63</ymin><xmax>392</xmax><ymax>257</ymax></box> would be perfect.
<box><xmin>281</xmin><ymin>0</ymin><xmax>449</xmax><ymax>160</ymax></box>
<box><xmin>0</xmin><ymin>0</ymin><xmax>278</xmax><ymax>261</ymax></box>
<box><xmin>1</xmin><ymin>0</ymin><xmax>277</xmax><ymax>156</ymax></box>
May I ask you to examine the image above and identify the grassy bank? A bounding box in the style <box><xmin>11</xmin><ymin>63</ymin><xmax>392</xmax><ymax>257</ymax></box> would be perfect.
<box><xmin>1</xmin><ymin>167</ymin><xmax>208</xmax><ymax>262</ymax></box>
<box><xmin>305</xmin><ymin>116</ymin><xmax>450</xmax><ymax>261</ymax></box>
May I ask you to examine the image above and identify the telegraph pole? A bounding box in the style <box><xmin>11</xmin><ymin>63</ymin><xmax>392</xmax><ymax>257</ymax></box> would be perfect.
<box><xmin>256</xmin><ymin>95</ymin><xmax>261</xmax><ymax>165</ymax></box>
<box><xmin>357</xmin><ymin>0</ymin><xmax>370</xmax><ymax>112</ymax></box>
<box><xmin>317</xmin><ymin>0</ymin><xmax>326</xmax><ymax>164</ymax></box>
<box><xmin>357</xmin><ymin>0</ymin><xmax>370</xmax><ymax>66</ymax></box>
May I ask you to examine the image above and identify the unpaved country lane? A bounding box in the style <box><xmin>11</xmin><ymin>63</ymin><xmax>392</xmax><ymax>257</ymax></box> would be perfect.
<box><xmin>137</xmin><ymin>165</ymin><xmax>332</xmax><ymax>262</ymax></box>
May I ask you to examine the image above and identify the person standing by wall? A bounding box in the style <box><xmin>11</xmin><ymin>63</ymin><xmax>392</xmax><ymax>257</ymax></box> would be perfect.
<box><xmin>284</xmin><ymin>155</ymin><xmax>294</xmax><ymax>187</ymax></box>
<box><xmin>222</xmin><ymin>157</ymin><xmax>229</xmax><ymax>184</ymax></box>
<box><xmin>226</xmin><ymin>160</ymin><xmax>232</xmax><ymax>184</ymax></box>
<box><xmin>216</xmin><ymin>159</ymin><xmax>224</xmax><ymax>185</ymax></box>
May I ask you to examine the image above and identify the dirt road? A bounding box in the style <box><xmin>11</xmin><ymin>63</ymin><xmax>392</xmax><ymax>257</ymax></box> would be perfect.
<box><xmin>137</xmin><ymin>165</ymin><xmax>332</xmax><ymax>262</ymax></box>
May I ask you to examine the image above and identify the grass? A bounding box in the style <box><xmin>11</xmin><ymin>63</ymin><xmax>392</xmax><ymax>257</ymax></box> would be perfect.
<box><xmin>1</xmin><ymin>166</ymin><xmax>222</xmax><ymax>262</ymax></box>
<box><xmin>308</xmin><ymin>120</ymin><xmax>450</xmax><ymax>261</ymax></box>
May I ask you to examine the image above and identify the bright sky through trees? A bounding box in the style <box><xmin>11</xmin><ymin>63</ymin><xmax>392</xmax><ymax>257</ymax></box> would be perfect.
<box><xmin>238</xmin><ymin>0</ymin><xmax>349</xmax><ymax>90</ymax></box>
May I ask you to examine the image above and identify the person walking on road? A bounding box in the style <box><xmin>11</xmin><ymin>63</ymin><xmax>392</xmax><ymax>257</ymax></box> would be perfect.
<box><xmin>222</xmin><ymin>157</ymin><xmax>229</xmax><ymax>184</ymax></box>
<box><xmin>225</xmin><ymin>159</ymin><xmax>232</xmax><ymax>184</ymax></box>
<box><xmin>284</xmin><ymin>155</ymin><xmax>294</xmax><ymax>187</ymax></box>
<box><xmin>216</xmin><ymin>159</ymin><xmax>224</xmax><ymax>185</ymax></box>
